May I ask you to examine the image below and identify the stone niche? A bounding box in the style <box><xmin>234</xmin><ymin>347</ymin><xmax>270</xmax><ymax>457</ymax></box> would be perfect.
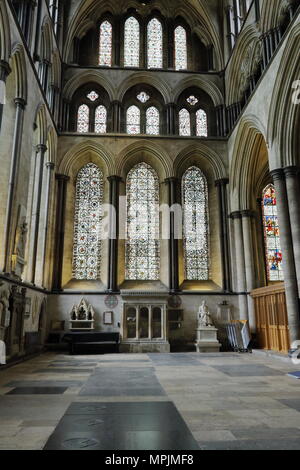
<box><xmin>69</xmin><ymin>298</ymin><xmax>95</xmax><ymax>331</ymax></box>
<box><xmin>120</xmin><ymin>292</ymin><xmax>170</xmax><ymax>353</ymax></box>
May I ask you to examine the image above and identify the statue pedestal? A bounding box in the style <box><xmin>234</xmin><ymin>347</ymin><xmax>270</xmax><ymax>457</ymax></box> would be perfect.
<box><xmin>195</xmin><ymin>326</ymin><xmax>221</xmax><ymax>353</ymax></box>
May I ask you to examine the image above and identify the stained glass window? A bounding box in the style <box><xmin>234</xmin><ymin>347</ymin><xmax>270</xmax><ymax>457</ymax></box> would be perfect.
<box><xmin>187</xmin><ymin>95</ymin><xmax>198</xmax><ymax>106</ymax></box>
<box><xmin>196</xmin><ymin>109</ymin><xmax>208</xmax><ymax>137</ymax></box>
<box><xmin>87</xmin><ymin>91</ymin><xmax>99</xmax><ymax>102</ymax></box>
<box><xmin>179</xmin><ymin>108</ymin><xmax>191</xmax><ymax>136</ymax></box>
<box><xmin>146</xmin><ymin>106</ymin><xmax>160</xmax><ymax>135</ymax></box>
<box><xmin>99</xmin><ymin>21</ymin><xmax>112</xmax><ymax>66</ymax></box>
<box><xmin>72</xmin><ymin>163</ymin><xmax>103</xmax><ymax>280</ymax></box>
<box><xmin>137</xmin><ymin>91</ymin><xmax>150</xmax><ymax>103</ymax></box>
<box><xmin>127</xmin><ymin>105</ymin><xmax>140</xmax><ymax>134</ymax></box>
<box><xmin>182</xmin><ymin>167</ymin><xmax>209</xmax><ymax>280</ymax></box>
<box><xmin>147</xmin><ymin>18</ymin><xmax>163</xmax><ymax>69</ymax></box>
<box><xmin>262</xmin><ymin>184</ymin><xmax>284</xmax><ymax>282</ymax></box>
<box><xmin>126</xmin><ymin>162</ymin><xmax>160</xmax><ymax>280</ymax></box>
<box><xmin>77</xmin><ymin>104</ymin><xmax>89</xmax><ymax>133</ymax></box>
<box><xmin>95</xmin><ymin>105</ymin><xmax>107</xmax><ymax>134</ymax></box>
<box><xmin>124</xmin><ymin>17</ymin><xmax>140</xmax><ymax>67</ymax></box>
<box><xmin>174</xmin><ymin>25</ymin><xmax>187</xmax><ymax>70</ymax></box>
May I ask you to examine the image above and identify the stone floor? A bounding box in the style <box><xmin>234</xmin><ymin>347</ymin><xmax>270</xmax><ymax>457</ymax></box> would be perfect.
<box><xmin>0</xmin><ymin>351</ymin><xmax>300</xmax><ymax>450</ymax></box>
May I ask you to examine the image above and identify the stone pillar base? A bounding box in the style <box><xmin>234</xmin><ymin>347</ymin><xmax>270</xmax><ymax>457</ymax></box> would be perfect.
<box><xmin>195</xmin><ymin>327</ymin><xmax>221</xmax><ymax>353</ymax></box>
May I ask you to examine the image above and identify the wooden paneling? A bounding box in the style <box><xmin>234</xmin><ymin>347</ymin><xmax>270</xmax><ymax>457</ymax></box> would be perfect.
<box><xmin>251</xmin><ymin>283</ymin><xmax>290</xmax><ymax>353</ymax></box>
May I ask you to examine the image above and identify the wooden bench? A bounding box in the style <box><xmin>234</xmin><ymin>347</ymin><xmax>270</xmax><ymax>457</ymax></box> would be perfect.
<box><xmin>62</xmin><ymin>332</ymin><xmax>120</xmax><ymax>355</ymax></box>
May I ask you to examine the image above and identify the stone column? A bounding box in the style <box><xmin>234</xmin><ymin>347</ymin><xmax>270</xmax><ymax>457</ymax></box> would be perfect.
<box><xmin>0</xmin><ymin>61</ymin><xmax>11</xmax><ymax>132</ymax></box>
<box><xmin>271</xmin><ymin>169</ymin><xmax>300</xmax><ymax>345</ymax></box>
<box><xmin>166</xmin><ymin>103</ymin><xmax>176</xmax><ymax>135</ymax></box>
<box><xmin>41</xmin><ymin>162</ymin><xmax>55</xmax><ymax>287</ymax></box>
<box><xmin>112</xmin><ymin>101</ymin><xmax>121</xmax><ymax>133</ymax></box>
<box><xmin>3</xmin><ymin>98</ymin><xmax>26</xmax><ymax>273</ymax></box>
<box><xmin>231</xmin><ymin>211</ymin><xmax>248</xmax><ymax>321</ymax></box>
<box><xmin>165</xmin><ymin>178</ymin><xmax>179</xmax><ymax>293</ymax></box>
<box><xmin>107</xmin><ymin>176</ymin><xmax>122</xmax><ymax>292</ymax></box>
<box><xmin>284</xmin><ymin>166</ymin><xmax>300</xmax><ymax>296</ymax></box>
<box><xmin>241</xmin><ymin>210</ymin><xmax>256</xmax><ymax>332</ymax></box>
<box><xmin>30</xmin><ymin>144</ymin><xmax>47</xmax><ymax>284</ymax></box>
<box><xmin>52</xmin><ymin>174</ymin><xmax>69</xmax><ymax>291</ymax></box>
<box><xmin>215</xmin><ymin>179</ymin><xmax>231</xmax><ymax>292</ymax></box>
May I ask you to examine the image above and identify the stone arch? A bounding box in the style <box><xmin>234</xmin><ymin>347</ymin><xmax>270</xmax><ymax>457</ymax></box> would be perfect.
<box><xmin>118</xmin><ymin>73</ymin><xmax>171</xmax><ymax>104</ymax></box>
<box><xmin>0</xmin><ymin>1</ymin><xmax>11</xmax><ymax>61</ymax></box>
<box><xmin>40</xmin><ymin>17</ymin><xmax>53</xmax><ymax>62</ymax></box>
<box><xmin>174</xmin><ymin>144</ymin><xmax>227</xmax><ymax>182</ymax></box>
<box><xmin>9</xmin><ymin>44</ymin><xmax>28</xmax><ymax>102</ymax></box>
<box><xmin>58</xmin><ymin>140</ymin><xmax>115</xmax><ymax>177</ymax></box>
<box><xmin>230</xmin><ymin>116</ymin><xmax>269</xmax><ymax>211</ymax></box>
<box><xmin>173</xmin><ymin>77</ymin><xmax>224</xmax><ymax>107</ymax></box>
<box><xmin>116</xmin><ymin>140</ymin><xmax>172</xmax><ymax>181</ymax></box>
<box><xmin>63</xmin><ymin>71</ymin><xmax>115</xmax><ymax>102</ymax></box>
<box><xmin>62</xmin><ymin>0</ymin><xmax>224</xmax><ymax>69</ymax></box>
<box><xmin>226</xmin><ymin>25</ymin><xmax>261</xmax><ymax>105</ymax></box>
<box><xmin>34</xmin><ymin>104</ymin><xmax>47</xmax><ymax>146</ymax></box>
<box><xmin>260</xmin><ymin>0</ymin><xmax>295</xmax><ymax>33</ymax></box>
<box><xmin>268</xmin><ymin>22</ymin><xmax>300</xmax><ymax>168</ymax></box>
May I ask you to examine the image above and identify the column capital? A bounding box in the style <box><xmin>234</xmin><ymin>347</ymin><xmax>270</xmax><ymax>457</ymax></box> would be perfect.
<box><xmin>270</xmin><ymin>168</ymin><xmax>285</xmax><ymax>182</ymax></box>
<box><xmin>55</xmin><ymin>173</ymin><xmax>69</xmax><ymax>182</ymax></box>
<box><xmin>230</xmin><ymin>211</ymin><xmax>242</xmax><ymax>220</ymax></box>
<box><xmin>14</xmin><ymin>97</ymin><xmax>26</xmax><ymax>109</ymax></box>
<box><xmin>0</xmin><ymin>60</ymin><xmax>11</xmax><ymax>81</ymax></box>
<box><xmin>36</xmin><ymin>144</ymin><xmax>47</xmax><ymax>154</ymax></box>
<box><xmin>107</xmin><ymin>175</ymin><xmax>122</xmax><ymax>183</ymax></box>
<box><xmin>215</xmin><ymin>178</ymin><xmax>229</xmax><ymax>187</ymax></box>
<box><xmin>284</xmin><ymin>166</ymin><xmax>300</xmax><ymax>178</ymax></box>
<box><xmin>46</xmin><ymin>162</ymin><xmax>55</xmax><ymax>170</ymax></box>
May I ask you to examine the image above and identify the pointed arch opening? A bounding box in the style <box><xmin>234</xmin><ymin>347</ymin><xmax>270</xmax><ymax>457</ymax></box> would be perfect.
<box><xmin>72</xmin><ymin>163</ymin><xmax>104</xmax><ymax>280</ymax></box>
<box><xmin>124</xmin><ymin>16</ymin><xmax>140</xmax><ymax>68</ymax></box>
<box><xmin>125</xmin><ymin>162</ymin><xmax>160</xmax><ymax>280</ymax></box>
<box><xmin>182</xmin><ymin>167</ymin><xmax>209</xmax><ymax>281</ymax></box>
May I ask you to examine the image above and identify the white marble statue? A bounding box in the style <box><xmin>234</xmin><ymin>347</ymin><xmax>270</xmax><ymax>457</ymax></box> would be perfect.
<box><xmin>198</xmin><ymin>301</ymin><xmax>214</xmax><ymax>328</ymax></box>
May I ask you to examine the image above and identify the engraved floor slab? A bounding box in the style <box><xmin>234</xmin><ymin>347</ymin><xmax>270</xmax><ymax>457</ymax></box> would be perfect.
<box><xmin>44</xmin><ymin>401</ymin><xmax>199</xmax><ymax>450</ymax></box>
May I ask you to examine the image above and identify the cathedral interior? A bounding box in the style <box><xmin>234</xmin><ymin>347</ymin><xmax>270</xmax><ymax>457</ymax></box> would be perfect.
<box><xmin>0</xmin><ymin>0</ymin><xmax>300</xmax><ymax>452</ymax></box>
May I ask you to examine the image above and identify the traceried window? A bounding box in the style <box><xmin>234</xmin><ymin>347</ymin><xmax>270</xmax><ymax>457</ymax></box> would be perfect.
<box><xmin>99</xmin><ymin>21</ymin><xmax>112</xmax><ymax>66</ymax></box>
<box><xmin>262</xmin><ymin>184</ymin><xmax>284</xmax><ymax>282</ymax></box>
<box><xmin>126</xmin><ymin>162</ymin><xmax>160</xmax><ymax>280</ymax></box>
<box><xmin>124</xmin><ymin>16</ymin><xmax>140</xmax><ymax>67</ymax></box>
<box><xmin>95</xmin><ymin>105</ymin><xmax>107</xmax><ymax>134</ymax></box>
<box><xmin>147</xmin><ymin>18</ymin><xmax>163</xmax><ymax>69</ymax></box>
<box><xmin>146</xmin><ymin>106</ymin><xmax>160</xmax><ymax>135</ymax></box>
<box><xmin>77</xmin><ymin>104</ymin><xmax>90</xmax><ymax>133</ymax></box>
<box><xmin>174</xmin><ymin>26</ymin><xmax>187</xmax><ymax>70</ymax></box>
<box><xmin>72</xmin><ymin>163</ymin><xmax>103</xmax><ymax>280</ymax></box>
<box><xmin>179</xmin><ymin>108</ymin><xmax>191</xmax><ymax>136</ymax></box>
<box><xmin>196</xmin><ymin>109</ymin><xmax>208</xmax><ymax>137</ymax></box>
<box><xmin>127</xmin><ymin>105</ymin><xmax>141</xmax><ymax>134</ymax></box>
<box><xmin>182</xmin><ymin>167</ymin><xmax>209</xmax><ymax>280</ymax></box>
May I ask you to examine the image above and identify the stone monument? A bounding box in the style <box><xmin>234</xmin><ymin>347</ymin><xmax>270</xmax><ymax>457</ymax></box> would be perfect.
<box><xmin>195</xmin><ymin>301</ymin><xmax>221</xmax><ymax>353</ymax></box>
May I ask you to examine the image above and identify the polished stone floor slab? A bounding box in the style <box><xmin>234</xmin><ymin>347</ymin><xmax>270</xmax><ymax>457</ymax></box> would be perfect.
<box><xmin>35</xmin><ymin>369</ymin><xmax>93</xmax><ymax>374</ymax></box>
<box><xmin>278</xmin><ymin>399</ymin><xmax>300</xmax><ymax>411</ymax></box>
<box><xmin>212</xmin><ymin>364</ymin><xmax>284</xmax><ymax>376</ymax></box>
<box><xmin>6</xmin><ymin>387</ymin><xmax>68</xmax><ymax>395</ymax></box>
<box><xmin>4</xmin><ymin>380</ymin><xmax>84</xmax><ymax>388</ymax></box>
<box><xmin>79</xmin><ymin>367</ymin><xmax>165</xmax><ymax>396</ymax></box>
<box><xmin>44</xmin><ymin>401</ymin><xmax>199</xmax><ymax>450</ymax></box>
